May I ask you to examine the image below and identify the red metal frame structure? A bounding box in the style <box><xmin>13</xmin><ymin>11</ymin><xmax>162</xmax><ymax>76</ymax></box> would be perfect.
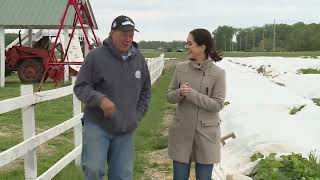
<box><xmin>39</xmin><ymin>0</ymin><xmax>100</xmax><ymax>90</ymax></box>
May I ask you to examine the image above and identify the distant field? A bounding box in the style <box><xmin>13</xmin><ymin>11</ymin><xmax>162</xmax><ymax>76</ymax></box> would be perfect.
<box><xmin>141</xmin><ymin>49</ymin><xmax>162</xmax><ymax>58</ymax></box>
<box><xmin>142</xmin><ymin>52</ymin><xmax>162</xmax><ymax>58</ymax></box>
<box><xmin>142</xmin><ymin>50</ymin><xmax>320</xmax><ymax>60</ymax></box>
<box><xmin>224</xmin><ymin>51</ymin><xmax>320</xmax><ymax>57</ymax></box>
<box><xmin>141</xmin><ymin>50</ymin><xmax>187</xmax><ymax>60</ymax></box>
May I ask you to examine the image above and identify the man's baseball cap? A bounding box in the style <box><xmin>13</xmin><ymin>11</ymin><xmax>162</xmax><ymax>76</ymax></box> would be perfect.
<box><xmin>111</xmin><ymin>15</ymin><xmax>139</xmax><ymax>32</ymax></box>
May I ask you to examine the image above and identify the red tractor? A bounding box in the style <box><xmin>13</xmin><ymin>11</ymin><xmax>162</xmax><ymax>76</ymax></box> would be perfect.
<box><xmin>5</xmin><ymin>34</ymin><xmax>66</xmax><ymax>83</ymax></box>
<box><xmin>4</xmin><ymin>0</ymin><xmax>99</xmax><ymax>86</ymax></box>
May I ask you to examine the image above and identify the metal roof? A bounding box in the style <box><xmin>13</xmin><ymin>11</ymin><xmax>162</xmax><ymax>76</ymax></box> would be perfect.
<box><xmin>0</xmin><ymin>0</ymin><xmax>98</xmax><ymax>29</ymax></box>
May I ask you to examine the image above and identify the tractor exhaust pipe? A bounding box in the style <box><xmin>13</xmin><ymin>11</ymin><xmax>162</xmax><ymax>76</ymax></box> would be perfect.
<box><xmin>18</xmin><ymin>30</ymin><xmax>22</xmax><ymax>46</ymax></box>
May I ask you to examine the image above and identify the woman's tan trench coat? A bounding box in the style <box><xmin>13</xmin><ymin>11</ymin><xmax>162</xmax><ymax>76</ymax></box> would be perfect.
<box><xmin>167</xmin><ymin>59</ymin><xmax>226</xmax><ymax>164</ymax></box>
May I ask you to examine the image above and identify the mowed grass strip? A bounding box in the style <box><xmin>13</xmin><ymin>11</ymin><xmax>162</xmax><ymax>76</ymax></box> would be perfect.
<box><xmin>133</xmin><ymin>61</ymin><xmax>175</xmax><ymax>179</ymax></box>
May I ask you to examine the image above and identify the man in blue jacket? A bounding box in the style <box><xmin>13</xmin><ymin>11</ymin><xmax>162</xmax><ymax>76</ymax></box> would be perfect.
<box><xmin>74</xmin><ymin>15</ymin><xmax>151</xmax><ymax>180</ymax></box>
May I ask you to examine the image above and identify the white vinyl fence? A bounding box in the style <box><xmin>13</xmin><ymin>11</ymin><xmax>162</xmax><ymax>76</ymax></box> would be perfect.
<box><xmin>146</xmin><ymin>54</ymin><xmax>165</xmax><ymax>85</ymax></box>
<box><xmin>0</xmin><ymin>54</ymin><xmax>165</xmax><ymax>179</ymax></box>
<box><xmin>0</xmin><ymin>77</ymin><xmax>82</xmax><ymax>180</ymax></box>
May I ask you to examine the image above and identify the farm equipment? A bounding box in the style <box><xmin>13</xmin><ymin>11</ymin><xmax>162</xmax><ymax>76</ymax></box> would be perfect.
<box><xmin>4</xmin><ymin>0</ymin><xmax>100</xmax><ymax>86</ymax></box>
<box><xmin>5</xmin><ymin>34</ymin><xmax>63</xmax><ymax>83</ymax></box>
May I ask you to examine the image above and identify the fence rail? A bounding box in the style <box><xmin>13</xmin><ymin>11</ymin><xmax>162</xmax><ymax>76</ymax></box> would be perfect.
<box><xmin>146</xmin><ymin>54</ymin><xmax>165</xmax><ymax>85</ymax></box>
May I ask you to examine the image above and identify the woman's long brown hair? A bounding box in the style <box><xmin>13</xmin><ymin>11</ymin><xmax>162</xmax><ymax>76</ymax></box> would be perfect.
<box><xmin>189</xmin><ymin>29</ymin><xmax>223</xmax><ymax>62</ymax></box>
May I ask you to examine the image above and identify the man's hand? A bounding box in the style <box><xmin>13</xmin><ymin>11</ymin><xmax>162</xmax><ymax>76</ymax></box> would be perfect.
<box><xmin>99</xmin><ymin>97</ymin><xmax>116</xmax><ymax>118</ymax></box>
<box><xmin>179</xmin><ymin>82</ymin><xmax>191</xmax><ymax>96</ymax></box>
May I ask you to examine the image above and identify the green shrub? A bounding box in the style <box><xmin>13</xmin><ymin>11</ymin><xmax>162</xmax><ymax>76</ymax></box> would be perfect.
<box><xmin>299</xmin><ymin>68</ymin><xmax>320</xmax><ymax>74</ymax></box>
<box><xmin>290</xmin><ymin>105</ymin><xmax>306</xmax><ymax>115</ymax></box>
<box><xmin>312</xmin><ymin>98</ymin><xmax>320</xmax><ymax>106</ymax></box>
<box><xmin>250</xmin><ymin>152</ymin><xmax>264</xmax><ymax>162</ymax></box>
<box><xmin>249</xmin><ymin>152</ymin><xmax>320</xmax><ymax>179</ymax></box>
<box><xmin>257</xmin><ymin>66</ymin><xmax>266</xmax><ymax>74</ymax></box>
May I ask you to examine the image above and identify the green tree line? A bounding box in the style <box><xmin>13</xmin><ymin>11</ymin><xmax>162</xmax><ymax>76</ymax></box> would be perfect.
<box><xmin>213</xmin><ymin>22</ymin><xmax>320</xmax><ymax>52</ymax></box>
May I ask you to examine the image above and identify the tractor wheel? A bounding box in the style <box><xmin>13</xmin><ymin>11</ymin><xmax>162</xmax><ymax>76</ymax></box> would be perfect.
<box><xmin>5</xmin><ymin>63</ymin><xmax>12</xmax><ymax>77</ymax></box>
<box><xmin>18</xmin><ymin>59</ymin><xmax>44</xmax><ymax>83</ymax></box>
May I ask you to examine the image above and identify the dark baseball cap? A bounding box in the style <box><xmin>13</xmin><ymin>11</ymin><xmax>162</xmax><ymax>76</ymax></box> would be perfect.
<box><xmin>111</xmin><ymin>15</ymin><xmax>139</xmax><ymax>32</ymax></box>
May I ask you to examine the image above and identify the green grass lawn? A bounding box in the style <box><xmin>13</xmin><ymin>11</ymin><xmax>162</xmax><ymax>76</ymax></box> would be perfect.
<box><xmin>164</xmin><ymin>52</ymin><xmax>187</xmax><ymax>60</ymax></box>
<box><xmin>141</xmin><ymin>49</ymin><xmax>162</xmax><ymax>58</ymax></box>
<box><xmin>142</xmin><ymin>52</ymin><xmax>163</xmax><ymax>58</ymax></box>
<box><xmin>133</xmin><ymin>64</ymin><xmax>174</xmax><ymax>179</ymax></box>
<box><xmin>0</xmin><ymin>61</ymin><xmax>175</xmax><ymax>179</ymax></box>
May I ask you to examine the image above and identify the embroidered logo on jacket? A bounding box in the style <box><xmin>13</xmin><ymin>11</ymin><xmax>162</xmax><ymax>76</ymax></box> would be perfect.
<box><xmin>135</xmin><ymin>70</ymin><xmax>141</xmax><ymax>79</ymax></box>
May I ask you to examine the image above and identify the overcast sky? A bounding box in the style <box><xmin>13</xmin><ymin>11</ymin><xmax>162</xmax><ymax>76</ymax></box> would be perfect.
<box><xmin>89</xmin><ymin>0</ymin><xmax>320</xmax><ymax>42</ymax></box>
<box><xmin>90</xmin><ymin>0</ymin><xmax>319</xmax><ymax>42</ymax></box>
<box><xmin>5</xmin><ymin>0</ymin><xmax>320</xmax><ymax>42</ymax></box>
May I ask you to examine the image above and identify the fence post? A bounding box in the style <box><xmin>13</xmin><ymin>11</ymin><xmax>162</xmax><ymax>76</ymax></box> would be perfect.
<box><xmin>72</xmin><ymin>76</ymin><xmax>82</xmax><ymax>166</ymax></box>
<box><xmin>63</xmin><ymin>28</ymin><xmax>70</xmax><ymax>84</ymax></box>
<box><xmin>21</xmin><ymin>85</ymin><xmax>37</xmax><ymax>180</ymax></box>
<box><xmin>146</xmin><ymin>54</ymin><xmax>165</xmax><ymax>85</ymax></box>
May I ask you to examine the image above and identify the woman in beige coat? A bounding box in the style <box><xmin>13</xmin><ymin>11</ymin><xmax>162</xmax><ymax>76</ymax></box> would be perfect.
<box><xmin>167</xmin><ymin>29</ymin><xmax>226</xmax><ymax>180</ymax></box>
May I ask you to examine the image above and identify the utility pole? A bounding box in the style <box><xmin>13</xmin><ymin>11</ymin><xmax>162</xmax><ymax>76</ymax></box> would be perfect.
<box><xmin>235</xmin><ymin>39</ymin><xmax>237</xmax><ymax>51</ymax></box>
<box><xmin>245</xmin><ymin>34</ymin><xmax>248</xmax><ymax>51</ymax></box>
<box><xmin>273</xmin><ymin>19</ymin><xmax>276</xmax><ymax>51</ymax></box>
<box><xmin>252</xmin><ymin>29</ymin><xmax>255</xmax><ymax>51</ymax></box>
<box><xmin>262</xmin><ymin>29</ymin><xmax>265</xmax><ymax>51</ymax></box>
<box><xmin>224</xmin><ymin>35</ymin><xmax>226</xmax><ymax>51</ymax></box>
<box><xmin>239</xmin><ymin>36</ymin><xmax>242</xmax><ymax>51</ymax></box>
